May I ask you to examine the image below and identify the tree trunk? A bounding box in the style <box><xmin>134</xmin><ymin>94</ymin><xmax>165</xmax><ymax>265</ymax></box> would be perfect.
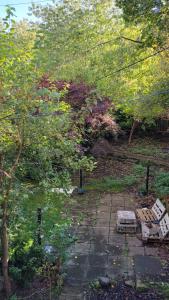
<box><xmin>0</xmin><ymin>128</ymin><xmax>23</xmax><ymax>298</ymax></box>
<box><xmin>0</xmin><ymin>155</ymin><xmax>11</xmax><ymax>297</ymax></box>
<box><xmin>1</xmin><ymin>197</ymin><xmax>11</xmax><ymax>298</ymax></box>
<box><xmin>128</xmin><ymin>120</ymin><xmax>140</xmax><ymax>144</ymax></box>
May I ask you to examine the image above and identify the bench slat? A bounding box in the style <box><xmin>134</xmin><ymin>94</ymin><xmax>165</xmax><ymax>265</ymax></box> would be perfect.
<box><xmin>137</xmin><ymin>199</ymin><xmax>166</xmax><ymax>222</ymax></box>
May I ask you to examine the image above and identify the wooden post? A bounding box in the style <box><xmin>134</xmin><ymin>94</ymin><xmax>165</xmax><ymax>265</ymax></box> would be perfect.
<box><xmin>37</xmin><ymin>208</ymin><xmax>42</xmax><ymax>245</ymax></box>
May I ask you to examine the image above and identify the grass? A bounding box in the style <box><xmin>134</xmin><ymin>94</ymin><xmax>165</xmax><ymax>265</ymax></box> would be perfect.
<box><xmin>85</xmin><ymin>175</ymin><xmax>138</xmax><ymax>192</ymax></box>
<box><xmin>85</xmin><ymin>163</ymin><xmax>145</xmax><ymax>192</ymax></box>
<box><xmin>131</xmin><ymin>144</ymin><xmax>168</xmax><ymax>159</ymax></box>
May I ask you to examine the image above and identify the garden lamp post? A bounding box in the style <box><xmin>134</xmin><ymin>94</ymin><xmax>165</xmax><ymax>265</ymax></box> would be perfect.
<box><xmin>78</xmin><ymin>168</ymin><xmax>85</xmax><ymax>194</ymax></box>
<box><xmin>146</xmin><ymin>164</ymin><xmax>150</xmax><ymax>196</ymax></box>
<box><xmin>37</xmin><ymin>207</ymin><xmax>42</xmax><ymax>245</ymax></box>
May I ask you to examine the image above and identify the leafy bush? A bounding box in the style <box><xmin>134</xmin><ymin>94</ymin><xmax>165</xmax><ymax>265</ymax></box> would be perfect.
<box><xmin>9</xmin><ymin>239</ymin><xmax>44</xmax><ymax>287</ymax></box>
<box><xmin>157</xmin><ymin>283</ymin><xmax>169</xmax><ymax>298</ymax></box>
<box><xmin>154</xmin><ymin>172</ymin><xmax>169</xmax><ymax>197</ymax></box>
<box><xmin>115</xmin><ymin>109</ymin><xmax>133</xmax><ymax>130</ymax></box>
<box><xmin>38</xmin><ymin>76</ymin><xmax>120</xmax><ymax>143</ymax></box>
<box><xmin>132</xmin><ymin>163</ymin><xmax>145</xmax><ymax>176</ymax></box>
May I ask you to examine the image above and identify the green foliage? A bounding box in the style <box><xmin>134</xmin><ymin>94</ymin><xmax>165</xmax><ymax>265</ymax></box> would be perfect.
<box><xmin>147</xmin><ymin>282</ymin><xmax>169</xmax><ymax>299</ymax></box>
<box><xmin>116</xmin><ymin>0</ymin><xmax>169</xmax><ymax>47</ymax></box>
<box><xmin>156</xmin><ymin>282</ymin><xmax>169</xmax><ymax>299</ymax></box>
<box><xmin>90</xmin><ymin>279</ymin><xmax>101</xmax><ymax>289</ymax></box>
<box><xmin>132</xmin><ymin>163</ymin><xmax>145</xmax><ymax>176</ymax></box>
<box><xmin>86</xmin><ymin>163</ymin><xmax>145</xmax><ymax>192</ymax></box>
<box><xmin>86</xmin><ymin>175</ymin><xmax>137</xmax><ymax>192</ymax></box>
<box><xmin>115</xmin><ymin>109</ymin><xmax>133</xmax><ymax>130</ymax></box>
<box><xmin>9</xmin><ymin>296</ymin><xmax>18</xmax><ymax>300</ymax></box>
<box><xmin>131</xmin><ymin>144</ymin><xmax>168</xmax><ymax>159</ymax></box>
<box><xmin>154</xmin><ymin>172</ymin><xmax>169</xmax><ymax>197</ymax></box>
<box><xmin>31</xmin><ymin>0</ymin><xmax>169</xmax><ymax>125</ymax></box>
<box><xmin>1</xmin><ymin>1</ymin><xmax>169</xmax><ymax>295</ymax></box>
<box><xmin>0</xmin><ymin>9</ymin><xmax>95</xmax><ymax>294</ymax></box>
<box><xmin>9</xmin><ymin>240</ymin><xmax>44</xmax><ymax>286</ymax></box>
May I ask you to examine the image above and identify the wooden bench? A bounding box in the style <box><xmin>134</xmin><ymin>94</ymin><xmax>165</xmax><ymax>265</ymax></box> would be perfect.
<box><xmin>141</xmin><ymin>213</ymin><xmax>169</xmax><ymax>242</ymax></box>
<box><xmin>136</xmin><ymin>199</ymin><xmax>166</xmax><ymax>222</ymax></box>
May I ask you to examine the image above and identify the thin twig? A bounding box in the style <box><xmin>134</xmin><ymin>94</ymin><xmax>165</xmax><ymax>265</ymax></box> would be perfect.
<box><xmin>0</xmin><ymin>114</ymin><xmax>13</xmax><ymax>121</ymax></box>
<box><xmin>0</xmin><ymin>169</ymin><xmax>11</xmax><ymax>178</ymax></box>
<box><xmin>121</xmin><ymin>36</ymin><xmax>143</xmax><ymax>44</ymax></box>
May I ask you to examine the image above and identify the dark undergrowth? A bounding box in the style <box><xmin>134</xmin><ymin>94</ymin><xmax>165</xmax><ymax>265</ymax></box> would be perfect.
<box><xmin>85</xmin><ymin>281</ymin><xmax>164</xmax><ymax>300</ymax></box>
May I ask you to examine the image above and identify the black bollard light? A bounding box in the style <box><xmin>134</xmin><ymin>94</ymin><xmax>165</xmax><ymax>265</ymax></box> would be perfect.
<box><xmin>146</xmin><ymin>164</ymin><xmax>150</xmax><ymax>196</ymax></box>
<box><xmin>78</xmin><ymin>169</ymin><xmax>85</xmax><ymax>194</ymax></box>
<box><xmin>37</xmin><ymin>207</ymin><xmax>42</xmax><ymax>245</ymax></box>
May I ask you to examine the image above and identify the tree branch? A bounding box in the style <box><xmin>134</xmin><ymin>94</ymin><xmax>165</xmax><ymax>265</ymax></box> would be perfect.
<box><xmin>85</xmin><ymin>38</ymin><xmax>115</xmax><ymax>53</ymax></box>
<box><xmin>10</xmin><ymin>125</ymin><xmax>23</xmax><ymax>176</ymax></box>
<box><xmin>0</xmin><ymin>170</ymin><xmax>11</xmax><ymax>179</ymax></box>
<box><xmin>98</xmin><ymin>46</ymin><xmax>169</xmax><ymax>81</ymax></box>
<box><xmin>121</xmin><ymin>36</ymin><xmax>143</xmax><ymax>44</ymax></box>
<box><xmin>0</xmin><ymin>114</ymin><xmax>14</xmax><ymax>121</ymax></box>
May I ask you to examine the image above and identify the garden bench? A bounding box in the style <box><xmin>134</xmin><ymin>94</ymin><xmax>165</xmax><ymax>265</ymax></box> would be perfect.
<box><xmin>136</xmin><ymin>198</ymin><xmax>166</xmax><ymax>222</ymax></box>
<box><xmin>141</xmin><ymin>213</ymin><xmax>169</xmax><ymax>242</ymax></box>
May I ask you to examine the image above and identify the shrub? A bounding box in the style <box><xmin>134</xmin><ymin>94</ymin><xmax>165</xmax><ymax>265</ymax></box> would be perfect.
<box><xmin>38</xmin><ymin>76</ymin><xmax>120</xmax><ymax>144</ymax></box>
<box><xmin>154</xmin><ymin>172</ymin><xmax>169</xmax><ymax>197</ymax></box>
<box><xmin>9</xmin><ymin>239</ymin><xmax>44</xmax><ymax>287</ymax></box>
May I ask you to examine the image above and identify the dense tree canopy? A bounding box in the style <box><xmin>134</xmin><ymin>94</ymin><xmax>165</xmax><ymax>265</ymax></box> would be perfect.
<box><xmin>116</xmin><ymin>0</ymin><xmax>169</xmax><ymax>47</ymax></box>
<box><xmin>0</xmin><ymin>0</ymin><xmax>169</xmax><ymax>297</ymax></box>
<box><xmin>32</xmin><ymin>0</ymin><xmax>169</xmax><ymax>123</ymax></box>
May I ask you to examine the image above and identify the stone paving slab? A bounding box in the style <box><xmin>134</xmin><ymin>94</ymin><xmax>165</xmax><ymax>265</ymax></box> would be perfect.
<box><xmin>126</xmin><ymin>236</ymin><xmax>143</xmax><ymax>247</ymax></box>
<box><xmin>144</xmin><ymin>245</ymin><xmax>159</xmax><ymax>256</ymax></box>
<box><xmin>108</xmin><ymin>232</ymin><xmax>126</xmax><ymax>245</ymax></box>
<box><xmin>112</xmin><ymin>199</ymin><xmax>125</xmax><ymax>207</ymax></box>
<box><xmin>106</xmin><ymin>243</ymin><xmax>126</xmax><ymax>255</ymax></box>
<box><xmin>86</xmin><ymin>266</ymin><xmax>108</xmax><ymax>281</ymax></box>
<box><xmin>71</xmin><ymin>241</ymin><xmax>91</xmax><ymax>254</ymax></box>
<box><xmin>66</xmin><ymin>254</ymin><xmax>89</xmax><ymax>266</ymax></box>
<box><xmin>88</xmin><ymin>253</ymin><xmax>108</xmax><ymax>266</ymax></box>
<box><xmin>128</xmin><ymin>246</ymin><xmax>145</xmax><ymax>256</ymax></box>
<box><xmin>92</xmin><ymin>226</ymin><xmax>110</xmax><ymax>237</ymax></box>
<box><xmin>134</xmin><ymin>255</ymin><xmax>162</xmax><ymax>277</ymax></box>
<box><xmin>89</xmin><ymin>240</ymin><xmax>108</xmax><ymax>253</ymax></box>
<box><xmin>97</xmin><ymin>206</ymin><xmax>111</xmax><ymax>213</ymax></box>
<box><xmin>59</xmin><ymin>192</ymin><xmax>169</xmax><ymax>299</ymax></box>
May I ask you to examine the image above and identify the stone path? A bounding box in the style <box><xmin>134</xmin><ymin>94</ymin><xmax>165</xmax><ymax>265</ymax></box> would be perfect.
<box><xmin>59</xmin><ymin>192</ymin><xmax>169</xmax><ymax>300</ymax></box>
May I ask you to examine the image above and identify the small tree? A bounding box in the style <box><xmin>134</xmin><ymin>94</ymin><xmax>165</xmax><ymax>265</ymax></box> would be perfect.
<box><xmin>0</xmin><ymin>9</ymin><xmax>94</xmax><ymax>297</ymax></box>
